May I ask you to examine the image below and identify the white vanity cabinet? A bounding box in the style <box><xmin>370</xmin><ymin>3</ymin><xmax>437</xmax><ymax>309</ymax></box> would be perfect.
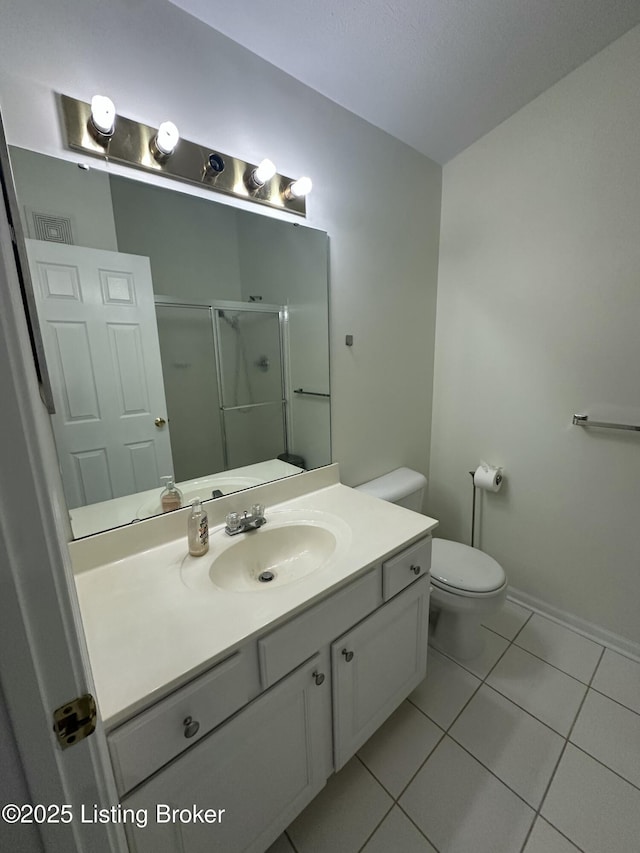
<box><xmin>332</xmin><ymin>574</ymin><xmax>429</xmax><ymax>769</ymax></box>
<box><xmin>111</xmin><ymin>533</ymin><xmax>432</xmax><ymax>853</ymax></box>
<box><xmin>123</xmin><ymin>652</ymin><xmax>332</xmax><ymax>853</ymax></box>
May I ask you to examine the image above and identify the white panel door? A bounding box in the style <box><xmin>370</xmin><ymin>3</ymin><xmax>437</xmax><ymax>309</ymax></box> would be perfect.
<box><xmin>26</xmin><ymin>239</ymin><xmax>173</xmax><ymax>508</ymax></box>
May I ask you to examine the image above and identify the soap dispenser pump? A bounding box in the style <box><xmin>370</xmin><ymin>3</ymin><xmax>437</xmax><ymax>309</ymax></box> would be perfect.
<box><xmin>188</xmin><ymin>498</ymin><xmax>209</xmax><ymax>557</ymax></box>
<box><xmin>160</xmin><ymin>476</ymin><xmax>182</xmax><ymax>512</ymax></box>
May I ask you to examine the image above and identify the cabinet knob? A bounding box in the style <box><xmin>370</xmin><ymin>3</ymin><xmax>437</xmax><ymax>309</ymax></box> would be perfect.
<box><xmin>183</xmin><ymin>716</ymin><xmax>200</xmax><ymax>738</ymax></box>
<box><xmin>312</xmin><ymin>670</ymin><xmax>325</xmax><ymax>686</ymax></box>
<box><xmin>410</xmin><ymin>564</ymin><xmax>421</xmax><ymax>575</ymax></box>
<box><xmin>342</xmin><ymin>649</ymin><xmax>354</xmax><ymax>662</ymax></box>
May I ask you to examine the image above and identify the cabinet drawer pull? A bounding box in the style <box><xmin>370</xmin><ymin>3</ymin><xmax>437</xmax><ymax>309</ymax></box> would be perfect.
<box><xmin>312</xmin><ymin>670</ymin><xmax>325</xmax><ymax>686</ymax></box>
<box><xmin>183</xmin><ymin>716</ymin><xmax>200</xmax><ymax>738</ymax></box>
<box><xmin>410</xmin><ymin>564</ymin><xmax>421</xmax><ymax>575</ymax></box>
<box><xmin>342</xmin><ymin>649</ymin><xmax>354</xmax><ymax>662</ymax></box>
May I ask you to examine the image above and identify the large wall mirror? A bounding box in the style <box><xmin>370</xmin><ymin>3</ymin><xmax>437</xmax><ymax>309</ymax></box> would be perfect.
<box><xmin>9</xmin><ymin>147</ymin><xmax>331</xmax><ymax>538</ymax></box>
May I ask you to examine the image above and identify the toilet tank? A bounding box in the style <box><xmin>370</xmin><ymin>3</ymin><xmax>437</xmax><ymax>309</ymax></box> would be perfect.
<box><xmin>355</xmin><ymin>467</ymin><xmax>427</xmax><ymax>512</ymax></box>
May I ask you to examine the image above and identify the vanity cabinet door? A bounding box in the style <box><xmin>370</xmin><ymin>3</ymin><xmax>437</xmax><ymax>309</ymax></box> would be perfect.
<box><xmin>124</xmin><ymin>651</ymin><xmax>332</xmax><ymax>853</ymax></box>
<box><xmin>332</xmin><ymin>576</ymin><xmax>429</xmax><ymax>770</ymax></box>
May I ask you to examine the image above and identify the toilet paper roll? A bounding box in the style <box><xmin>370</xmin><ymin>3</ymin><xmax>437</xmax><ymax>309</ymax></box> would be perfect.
<box><xmin>473</xmin><ymin>462</ymin><xmax>503</xmax><ymax>492</ymax></box>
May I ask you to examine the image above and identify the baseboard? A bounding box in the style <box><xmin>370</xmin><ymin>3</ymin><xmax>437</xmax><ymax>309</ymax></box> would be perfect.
<box><xmin>507</xmin><ymin>586</ymin><xmax>640</xmax><ymax>664</ymax></box>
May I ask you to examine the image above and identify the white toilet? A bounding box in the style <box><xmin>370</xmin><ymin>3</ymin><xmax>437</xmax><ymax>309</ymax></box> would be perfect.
<box><xmin>356</xmin><ymin>468</ymin><xmax>507</xmax><ymax>660</ymax></box>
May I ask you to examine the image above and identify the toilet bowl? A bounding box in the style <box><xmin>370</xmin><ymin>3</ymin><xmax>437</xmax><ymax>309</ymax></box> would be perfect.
<box><xmin>429</xmin><ymin>538</ymin><xmax>507</xmax><ymax>659</ymax></box>
<box><xmin>356</xmin><ymin>468</ymin><xmax>508</xmax><ymax>660</ymax></box>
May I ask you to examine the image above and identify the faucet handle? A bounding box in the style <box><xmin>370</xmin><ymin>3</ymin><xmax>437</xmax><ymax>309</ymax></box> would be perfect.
<box><xmin>251</xmin><ymin>504</ymin><xmax>266</xmax><ymax>528</ymax></box>
<box><xmin>225</xmin><ymin>511</ymin><xmax>241</xmax><ymax>533</ymax></box>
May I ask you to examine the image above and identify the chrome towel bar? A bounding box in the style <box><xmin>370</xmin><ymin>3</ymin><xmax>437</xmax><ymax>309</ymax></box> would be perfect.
<box><xmin>294</xmin><ymin>388</ymin><xmax>330</xmax><ymax>398</ymax></box>
<box><xmin>573</xmin><ymin>414</ymin><xmax>640</xmax><ymax>432</ymax></box>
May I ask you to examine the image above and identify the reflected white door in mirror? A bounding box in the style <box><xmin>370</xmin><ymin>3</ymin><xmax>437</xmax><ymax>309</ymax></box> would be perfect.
<box><xmin>26</xmin><ymin>239</ymin><xmax>173</xmax><ymax>508</ymax></box>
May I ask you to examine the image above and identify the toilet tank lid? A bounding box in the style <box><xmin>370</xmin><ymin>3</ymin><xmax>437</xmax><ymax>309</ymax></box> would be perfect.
<box><xmin>355</xmin><ymin>467</ymin><xmax>427</xmax><ymax>503</ymax></box>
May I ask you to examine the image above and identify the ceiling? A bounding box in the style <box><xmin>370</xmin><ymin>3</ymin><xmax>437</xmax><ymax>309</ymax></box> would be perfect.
<box><xmin>168</xmin><ymin>0</ymin><xmax>640</xmax><ymax>164</ymax></box>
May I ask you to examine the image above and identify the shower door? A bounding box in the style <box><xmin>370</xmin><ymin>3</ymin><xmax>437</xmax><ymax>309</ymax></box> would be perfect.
<box><xmin>214</xmin><ymin>305</ymin><xmax>288</xmax><ymax>469</ymax></box>
<box><xmin>155</xmin><ymin>303</ymin><xmax>223</xmax><ymax>481</ymax></box>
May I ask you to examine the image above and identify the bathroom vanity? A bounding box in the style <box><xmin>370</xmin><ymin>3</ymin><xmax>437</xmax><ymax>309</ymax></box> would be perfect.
<box><xmin>71</xmin><ymin>466</ymin><xmax>437</xmax><ymax>853</ymax></box>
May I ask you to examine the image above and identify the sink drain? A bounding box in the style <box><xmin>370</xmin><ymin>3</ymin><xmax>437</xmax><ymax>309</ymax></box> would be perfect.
<box><xmin>258</xmin><ymin>570</ymin><xmax>276</xmax><ymax>583</ymax></box>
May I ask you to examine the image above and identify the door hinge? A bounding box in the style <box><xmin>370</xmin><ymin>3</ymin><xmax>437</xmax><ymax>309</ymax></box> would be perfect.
<box><xmin>53</xmin><ymin>694</ymin><xmax>97</xmax><ymax>749</ymax></box>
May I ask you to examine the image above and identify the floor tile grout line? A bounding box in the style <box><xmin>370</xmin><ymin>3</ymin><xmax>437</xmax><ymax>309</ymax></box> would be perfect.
<box><xmin>517</xmin><ymin>644</ymin><xmax>606</xmax><ymax>853</ymax></box>
<box><xmin>478</xmin><ymin>681</ymin><xmax>571</xmax><ymax>739</ymax></box>
<box><xmin>569</xmin><ymin>740</ymin><xmax>640</xmax><ymax>795</ymax></box>
<box><xmin>394</xmin><ymin>801</ymin><xmax>443</xmax><ymax>853</ymax></box>
<box><xmin>406</xmin><ymin>695</ymin><xmax>460</xmax><ymax>734</ymax></box>
<box><xmin>530</xmin><ymin>816</ymin><xmax>588</xmax><ymax>853</ymax></box>
<box><xmin>480</xmin><ymin>678</ymin><xmax>580</xmax><ymax>739</ymax></box>
<box><xmin>387</xmin><ymin>728</ymin><xmax>447</xmax><ymax>801</ymax></box>
<box><xmin>481</xmin><ymin>622</ymin><xmax>524</xmax><ymax>643</ymax></box>
<box><xmin>497</xmin><ymin>640</ymin><xmax>601</xmax><ymax>686</ymax></box>
<box><xmin>512</xmin><ymin>638</ymin><xmax>604</xmax><ymax>683</ymax></box>
<box><xmin>492</xmin><ymin>609</ymin><xmax>608</xmax><ymax>686</ymax></box>
<box><xmin>507</xmin><ymin>609</ymin><xmax>534</xmax><ymax>644</ymax></box>
<box><xmin>354</xmin><ymin>750</ymin><xmax>445</xmax><ymax>852</ymax></box>
<box><xmin>354</xmin><ymin>752</ymin><xmax>400</xmax><ymax>802</ymax></box>
<box><xmin>352</xmin><ymin>798</ymin><xmax>395</xmax><ymax>853</ymax></box>
<box><xmin>431</xmin><ymin>633</ymin><xmax>511</xmax><ymax>683</ymax></box>
<box><xmin>442</xmin><ymin>731</ymin><xmax>539</xmax><ymax>813</ymax></box>
<box><xmin>588</xmin><ymin>683</ymin><xmax>640</xmax><ymax>717</ymax></box>
<box><xmin>428</xmin><ymin>628</ymin><xmax>515</xmax><ymax>732</ymax></box>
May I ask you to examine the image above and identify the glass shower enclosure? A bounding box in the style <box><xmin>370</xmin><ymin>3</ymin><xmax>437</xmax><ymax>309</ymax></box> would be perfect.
<box><xmin>155</xmin><ymin>298</ymin><xmax>289</xmax><ymax>481</ymax></box>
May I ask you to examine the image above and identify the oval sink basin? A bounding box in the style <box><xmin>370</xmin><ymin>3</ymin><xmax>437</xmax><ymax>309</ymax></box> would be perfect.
<box><xmin>210</xmin><ymin>524</ymin><xmax>337</xmax><ymax>591</ymax></box>
<box><xmin>181</xmin><ymin>510</ymin><xmax>352</xmax><ymax>594</ymax></box>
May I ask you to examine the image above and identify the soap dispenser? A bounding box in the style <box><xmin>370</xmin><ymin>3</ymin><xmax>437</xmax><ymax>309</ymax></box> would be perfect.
<box><xmin>188</xmin><ymin>498</ymin><xmax>209</xmax><ymax>557</ymax></box>
<box><xmin>159</xmin><ymin>476</ymin><xmax>183</xmax><ymax>512</ymax></box>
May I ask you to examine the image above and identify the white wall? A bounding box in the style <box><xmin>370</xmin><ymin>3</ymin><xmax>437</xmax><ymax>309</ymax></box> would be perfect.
<box><xmin>9</xmin><ymin>147</ymin><xmax>117</xmax><ymax>250</ymax></box>
<box><xmin>430</xmin><ymin>25</ymin><xmax>640</xmax><ymax>649</ymax></box>
<box><xmin>0</xmin><ymin>683</ymin><xmax>44</xmax><ymax>853</ymax></box>
<box><xmin>110</xmin><ymin>177</ymin><xmax>243</xmax><ymax>302</ymax></box>
<box><xmin>0</xmin><ymin>0</ymin><xmax>441</xmax><ymax>491</ymax></box>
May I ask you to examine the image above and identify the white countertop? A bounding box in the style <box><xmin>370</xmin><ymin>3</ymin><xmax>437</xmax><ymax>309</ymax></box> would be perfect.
<box><xmin>73</xmin><ymin>472</ymin><xmax>437</xmax><ymax>729</ymax></box>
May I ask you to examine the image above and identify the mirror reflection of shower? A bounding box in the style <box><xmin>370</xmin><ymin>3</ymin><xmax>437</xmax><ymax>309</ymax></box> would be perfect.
<box><xmin>156</xmin><ymin>299</ymin><xmax>290</xmax><ymax>479</ymax></box>
<box><xmin>217</xmin><ymin>309</ymin><xmax>256</xmax><ymax>408</ymax></box>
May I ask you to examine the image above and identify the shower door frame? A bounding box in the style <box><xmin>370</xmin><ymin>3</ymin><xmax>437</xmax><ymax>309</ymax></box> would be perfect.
<box><xmin>154</xmin><ymin>295</ymin><xmax>292</xmax><ymax>471</ymax></box>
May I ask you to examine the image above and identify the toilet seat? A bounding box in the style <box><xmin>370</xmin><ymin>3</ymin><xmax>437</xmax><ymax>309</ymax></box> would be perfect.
<box><xmin>431</xmin><ymin>539</ymin><xmax>505</xmax><ymax>595</ymax></box>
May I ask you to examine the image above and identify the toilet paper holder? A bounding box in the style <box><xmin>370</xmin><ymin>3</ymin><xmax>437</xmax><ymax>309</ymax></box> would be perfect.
<box><xmin>468</xmin><ymin>465</ymin><xmax>504</xmax><ymax>548</ymax></box>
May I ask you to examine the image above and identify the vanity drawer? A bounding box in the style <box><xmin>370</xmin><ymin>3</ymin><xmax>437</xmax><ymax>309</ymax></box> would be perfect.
<box><xmin>108</xmin><ymin>645</ymin><xmax>260</xmax><ymax>795</ymax></box>
<box><xmin>382</xmin><ymin>536</ymin><xmax>431</xmax><ymax>601</ymax></box>
<box><xmin>259</xmin><ymin>567</ymin><xmax>382</xmax><ymax>688</ymax></box>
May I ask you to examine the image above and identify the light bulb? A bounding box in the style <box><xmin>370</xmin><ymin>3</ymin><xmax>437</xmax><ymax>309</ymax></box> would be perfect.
<box><xmin>90</xmin><ymin>95</ymin><xmax>116</xmax><ymax>136</ymax></box>
<box><xmin>154</xmin><ymin>121</ymin><xmax>180</xmax><ymax>156</ymax></box>
<box><xmin>285</xmin><ymin>176</ymin><xmax>312</xmax><ymax>200</ymax></box>
<box><xmin>253</xmin><ymin>158</ymin><xmax>276</xmax><ymax>185</ymax></box>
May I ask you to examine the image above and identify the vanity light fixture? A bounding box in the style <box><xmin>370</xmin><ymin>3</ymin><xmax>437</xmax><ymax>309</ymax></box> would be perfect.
<box><xmin>89</xmin><ymin>95</ymin><xmax>116</xmax><ymax>140</ymax></box>
<box><xmin>151</xmin><ymin>121</ymin><xmax>180</xmax><ymax>160</ymax></box>
<box><xmin>284</xmin><ymin>176</ymin><xmax>313</xmax><ymax>200</ymax></box>
<box><xmin>60</xmin><ymin>94</ymin><xmax>308</xmax><ymax>215</ymax></box>
<box><xmin>205</xmin><ymin>152</ymin><xmax>226</xmax><ymax>174</ymax></box>
<box><xmin>247</xmin><ymin>158</ymin><xmax>277</xmax><ymax>190</ymax></box>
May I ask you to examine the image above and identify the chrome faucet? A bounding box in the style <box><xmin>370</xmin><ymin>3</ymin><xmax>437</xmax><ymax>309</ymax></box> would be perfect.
<box><xmin>225</xmin><ymin>504</ymin><xmax>267</xmax><ymax>536</ymax></box>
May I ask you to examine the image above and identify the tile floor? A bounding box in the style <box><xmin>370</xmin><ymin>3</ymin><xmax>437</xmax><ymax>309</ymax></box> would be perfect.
<box><xmin>267</xmin><ymin>599</ymin><xmax>640</xmax><ymax>853</ymax></box>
